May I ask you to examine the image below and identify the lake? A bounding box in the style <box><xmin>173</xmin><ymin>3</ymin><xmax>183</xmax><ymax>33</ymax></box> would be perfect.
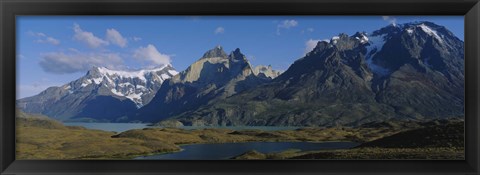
<box><xmin>63</xmin><ymin>122</ymin><xmax>300</xmax><ymax>133</ymax></box>
<box><xmin>135</xmin><ymin>141</ymin><xmax>360</xmax><ymax>160</ymax></box>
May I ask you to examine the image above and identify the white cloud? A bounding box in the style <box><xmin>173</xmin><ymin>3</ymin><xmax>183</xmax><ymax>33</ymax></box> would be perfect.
<box><xmin>214</xmin><ymin>27</ymin><xmax>225</xmax><ymax>34</ymax></box>
<box><xmin>28</xmin><ymin>31</ymin><xmax>46</xmax><ymax>37</ymax></box>
<box><xmin>28</xmin><ymin>31</ymin><xmax>60</xmax><ymax>45</ymax></box>
<box><xmin>73</xmin><ymin>23</ymin><xmax>109</xmax><ymax>48</ymax></box>
<box><xmin>279</xmin><ymin>20</ymin><xmax>298</xmax><ymax>29</ymax></box>
<box><xmin>133</xmin><ymin>44</ymin><xmax>171</xmax><ymax>66</ymax></box>
<box><xmin>106</xmin><ymin>28</ymin><xmax>127</xmax><ymax>48</ymax></box>
<box><xmin>132</xmin><ymin>37</ymin><xmax>142</xmax><ymax>41</ymax></box>
<box><xmin>304</xmin><ymin>39</ymin><xmax>321</xmax><ymax>54</ymax></box>
<box><xmin>35</xmin><ymin>37</ymin><xmax>61</xmax><ymax>45</ymax></box>
<box><xmin>68</xmin><ymin>48</ymin><xmax>79</xmax><ymax>53</ymax></box>
<box><xmin>277</xmin><ymin>20</ymin><xmax>298</xmax><ymax>35</ymax></box>
<box><xmin>39</xmin><ymin>51</ymin><xmax>124</xmax><ymax>74</ymax></box>
<box><xmin>382</xmin><ymin>16</ymin><xmax>397</xmax><ymax>26</ymax></box>
<box><xmin>301</xmin><ymin>28</ymin><xmax>315</xmax><ymax>34</ymax></box>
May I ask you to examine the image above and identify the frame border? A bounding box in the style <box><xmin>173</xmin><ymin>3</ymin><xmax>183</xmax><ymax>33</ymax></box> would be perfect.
<box><xmin>1</xmin><ymin>0</ymin><xmax>479</xmax><ymax>174</ymax></box>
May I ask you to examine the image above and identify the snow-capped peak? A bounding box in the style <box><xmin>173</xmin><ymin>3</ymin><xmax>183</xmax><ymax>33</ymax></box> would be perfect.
<box><xmin>331</xmin><ymin>36</ymin><xmax>340</xmax><ymax>44</ymax></box>
<box><xmin>91</xmin><ymin>64</ymin><xmax>176</xmax><ymax>82</ymax></box>
<box><xmin>75</xmin><ymin>65</ymin><xmax>178</xmax><ymax>108</ymax></box>
<box><xmin>390</xmin><ymin>22</ymin><xmax>447</xmax><ymax>43</ymax></box>
<box><xmin>417</xmin><ymin>23</ymin><xmax>444</xmax><ymax>43</ymax></box>
<box><xmin>362</xmin><ymin>21</ymin><xmax>454</xmax><ymax>76</ymax></box>
<box><xmin>354</xmin><ymin>32</ymin><xmax>369</xmax><ymax>44</ymax></box>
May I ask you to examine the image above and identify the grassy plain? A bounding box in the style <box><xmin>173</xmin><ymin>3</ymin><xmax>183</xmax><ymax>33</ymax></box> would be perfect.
<box><xmin>16</xmin><ymin>111</ymin><xmax>464</xmax><ymax>160</ymax></box>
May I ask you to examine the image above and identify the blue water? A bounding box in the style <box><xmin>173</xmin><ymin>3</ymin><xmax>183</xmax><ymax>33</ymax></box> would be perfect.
<box><xmin>135</xmin><ymin>141</ymin><xmax>359</xmax><ymax>160</ymax></box>
<box><xmin>63</xmin><ymin>122</ymin><xmax>300</xmax><ymax>133</ymax></box>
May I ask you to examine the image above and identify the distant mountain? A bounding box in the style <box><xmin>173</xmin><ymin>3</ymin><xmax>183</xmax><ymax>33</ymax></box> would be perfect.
<box><xmin>132</xmin><ymin>46</ymin><xmax>271</xmax><ymax>122</ymax></box>
<box><xmin>17</xmin><ymin>65</ymin><xmax>178</xmax><ymax>122</ymax></box>
<box><xmin>158</xmin><ymin>22</ymin><xmax>464</xmax><ymax>127</ymax></box>
<box><xmin>253</xmin><ymin>65</ymin><xmax>282</xmax><ymax>79</ymax></box>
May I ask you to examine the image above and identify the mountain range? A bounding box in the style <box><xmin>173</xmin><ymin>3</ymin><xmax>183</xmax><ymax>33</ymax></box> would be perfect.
<box><xmin>17</xmin><ymin>65</ymin><xmax>178</xmax><ymax>122</ymax></box>
<box><xmin>17</xmin><ymin>21</ymin><xmax>465</xmax><ymax>126</ymax></box>
<box><xmin>157</xmin><ymin>21</ymin><xmax>465</xmax><ymax>127</ymax></box>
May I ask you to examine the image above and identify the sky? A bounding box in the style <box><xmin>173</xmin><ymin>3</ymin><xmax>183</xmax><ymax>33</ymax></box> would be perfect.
<box><xmin>16</xmin><ymin>16</ymin><xmax>464</xmax><ymax>99</ymax></box>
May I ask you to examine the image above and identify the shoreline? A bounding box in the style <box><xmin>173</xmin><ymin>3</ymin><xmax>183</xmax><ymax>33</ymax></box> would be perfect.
<box><xmin>134</xmin><ymin>140</ymin><xmax>360</xmax><ymax>159</ymax></box>
<box><xmin>16</xmin><ymin>115</ymin><xmax>464</xmax><ymax>160</ymax></box>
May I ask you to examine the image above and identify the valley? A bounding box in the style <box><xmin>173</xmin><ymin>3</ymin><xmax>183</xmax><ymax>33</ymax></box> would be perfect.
<box><xmin>16</xmin><ymin>111</ymin><xmax>463</xmax><ymax>160</ymax></box>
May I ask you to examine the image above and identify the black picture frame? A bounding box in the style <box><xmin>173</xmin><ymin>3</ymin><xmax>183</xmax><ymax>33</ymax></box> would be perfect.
<box><xmin>1</xmin><ymin>0</ymin><xmax>479</xmax><ymax>174</ymax></box>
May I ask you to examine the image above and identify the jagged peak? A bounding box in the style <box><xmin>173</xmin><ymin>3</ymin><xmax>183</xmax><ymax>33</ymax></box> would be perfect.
<box><xmin>372</xmin><ymin>24</ymin><xmax>402</xmax><ymax>36</ymax></box>
<box><xmin>338</xmin><ymin>33</ymin><xmax>349</xmax><ymax>38</ymax></box>
<box><xmin>85</xmin><ymin>66</ymin><xmax>102</xmax><ymax>76</ymax></box>
<box><xmin>402</xmin><ymin>21</ymin><xmax>459</xmax><ymax>43</ymax></box>
<box><xmin>352</xmin><ymin>31</ymin><xmax>367</xmax><ymax>37</ymax></box>
<box><xmin>352</xmin><ymin>32</ymin><xmax>369</xmax><ymax>44</ymax></box>
<box><xmin>229</xmin><ymin>48</ymin><xmax>246</xmax><ymax>60</ymax></box>
<box><xmin>325</xmin><ymin>33</ymin><xmax>367</xmax><ymax>50</ymax></box>
<box><xmin>371</xmin><ymin>21</ymin><xmax>456</xmax><ymax>40</ymax></box>
<box><xmin>253</xmin><ymin>65</ymin><xmax>282</xmax><ymax>79</ymax></box>
<box><xmin>201</xmin><ymin>45</ymin><xmax>228</xmax><ymax>58</ymax></box>
<box><xmin>401</xmin><ymin>21</ymin><xmax>442</xmax><ymax>28</ymax></box>
<box><xmin>398</xmin><ymin>21</ymin><xmax>445</xmax><ymax>34</ymax></box>
<box><xmin>233</xmin><ymin>48</ymin><xmax>241</xmax><ymax>53</ymax></box>
<box><xmin>308</xmin><ymin>40</ymin><xmax>331</xmax><ymax>56</ymax></box>
<box><xmin>85</xmin><ymin>64</ymin><xmax>177</xmax><ymax>80</ymax></box>
<box><xmin>329</xmin><ymin>33</ymin><xmax>360</xmax><ymax>45</ymax></box>
<box><xmin>88</xmin><ymin>64</ymin><xmax>172</xmax><ymax>73</ymax></box>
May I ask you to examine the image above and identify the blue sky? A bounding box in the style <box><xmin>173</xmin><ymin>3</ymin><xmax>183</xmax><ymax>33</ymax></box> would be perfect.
<box><xmin>16</xmin><ymin>16</ymin><xmax>464</xmax><ymax>99</ymax></box>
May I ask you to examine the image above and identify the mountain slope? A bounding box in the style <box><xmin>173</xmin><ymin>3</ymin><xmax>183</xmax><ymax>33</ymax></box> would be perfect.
<box><xmin>159</xmin><ymin>22</ymin><xmax>464</xmax><ymax>127</ymax></box>
<box><xmin>17</xmin><ymin>65</ymin><xmax>178</xmax><ymax>122</ymax></box>
<box><xmin>132</xmin><ymin>46</ymin><xmax>271</xmax><ymax>122</ymax></box>
<box><xmin>368</xmin><ymin>22</ymin><xmax>464</xmax><ymax>118</ymax></box>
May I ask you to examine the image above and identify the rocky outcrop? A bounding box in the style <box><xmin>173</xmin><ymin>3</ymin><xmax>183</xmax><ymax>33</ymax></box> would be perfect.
<box><xmin>132</xmin><ymin>46</ymin><xmax>271</xmax><ymax>122</ymax></box>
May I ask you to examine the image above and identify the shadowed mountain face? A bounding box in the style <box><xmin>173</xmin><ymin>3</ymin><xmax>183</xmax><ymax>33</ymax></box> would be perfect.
<box><xmin>132</xmin><ymin>46</ymin><xmax>271</xmax><ymax>122</ymax></box>
<box><xmin>159</xmin><ymin>22</ymin><xmax>464</xmax><ymax>127</ymax></box>
<box><xmin>17</xmin><ymin>65</ymin><xmax>178</xmax><ymax>122</ymax></box>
